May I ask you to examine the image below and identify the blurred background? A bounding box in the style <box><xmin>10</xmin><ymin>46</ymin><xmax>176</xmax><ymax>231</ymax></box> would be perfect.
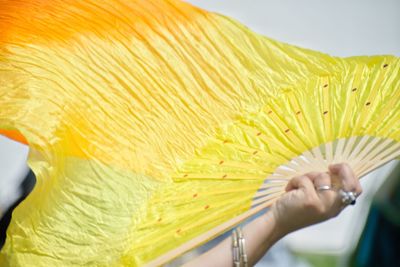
<box><xmin>1</xmin><ymin>0</ymin><xmax>399</xmax><ymax>266</ymax></box>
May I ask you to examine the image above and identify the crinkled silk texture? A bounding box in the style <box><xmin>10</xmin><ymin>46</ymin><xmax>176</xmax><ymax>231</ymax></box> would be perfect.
<box><xmin>0</xmin><ymin>0</ymin><xmax>399</xmax><ymax>266</ymax></box>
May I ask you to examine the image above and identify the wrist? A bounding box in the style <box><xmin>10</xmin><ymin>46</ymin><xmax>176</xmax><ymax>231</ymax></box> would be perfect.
<box><xmin>262</xmin><ymin>210</ymin><xmax>289</xmax><ymax>241</ymax></box>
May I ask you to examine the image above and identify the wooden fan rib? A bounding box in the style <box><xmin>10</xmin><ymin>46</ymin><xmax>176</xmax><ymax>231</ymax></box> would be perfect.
<box><xmin>273</xmin><ymin>167</ymin><xmax>297</xmax><ymax>177</ymax></box>
<box><xmin>325</xmin><ymin>142</ymin><xmax>333</xmax><ymax>163</ymax></box>
<box><xmin>259</xmin><ymin>181</ymin><xmax>288</xmax><ymax>190</ymax></box>
<box><xmin>351</xmin><ymin>65</ymin><xmax>384</xmax><ymax>135</ymax></box>
<box><xmin>337</xmin><ymin>65</ymin><xmax>363</xmax><ymax>136</ymax></box>
<box><xmin>333</xmin><ymin>138</ymin><xmax>346</xmax><ymax>163</ymax></box>
<box><xmin>357</xmin><ymin>142</ymin><xmax>400</xmax><ymax>176</ymax></box>
<box><xmin>352</xmin><ymin>138</ymin><xmax>394</xmax><ymax>174</ymax></box>
<box><xmin>341</xmin><ymin>136</ymin><xmax>358</xmax><ymax>161</ymax></box>
<box><xmin>359</xmin><ymin>149</ymin><xmax>400</xmax><ymax>177</ymax></box>
<box><xmin>347</xmin><ymin>136</ymin><xmax>370</xmax><ymax>164</ymax></box>
<box><xmin>254</xmin><ymin>187</ymin><xmax>285</xmax><ymax>198</ymax></box>
<box><xmin>321</xmin><ymin>78</ymin><xmax>333</xmax><ymax>141</ymax></box>
<box><xmin>251</xmin><ymin>191</ymin><xmax>284</xmax><ymax>208</ymax></box>
<box><xmin>174</xmin><ymin>173</ymin><xmax>266</xmax><ymax>180</ymax></box>
<box><xmin>264</xmin><ymin>102</ymin><xmax>309</xmax><ymax>155</ymax></box>
<box><xmin>288</xmin><ymin>89</ymin><xmax>316</xmax><ymax>149</ymax></box>
<box><xmin>281</xmin><ymin>159</ymin><xmax>303</xmax><ymax>173</ymax></box>
<box><xmin>364</xmin><ymin>87</ymin><xmax>400</xmax><ymax>135</ymax></box>
<box><xmin>302</xmin><ymin>150</ymin><xmax>324</xmax><ymax>171</ymax></box>
<box><xmin>311</xmin><ymin>146</ymin><xmax>327</xmax><ymax>168</ymax></box>
<box><xmin>350</xmin><ymin>137</ymin><xmax>381</xmax><ymax>172</ymax></box>
<box><xmin>144</xmin><ymin>199</ymin><xmax>276</xmax><ymax>266</ymax></box>
<box><xmin>237</xmin><ymin>122</ymin><xmax>294</xmax><ymax>164</ymax></box>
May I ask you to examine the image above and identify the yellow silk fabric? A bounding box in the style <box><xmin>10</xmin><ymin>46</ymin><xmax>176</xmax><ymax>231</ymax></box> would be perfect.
<box><xmin>0</xmin><ymin>0</ymin><xmax>399</xmax><ymax>266</ymax></box>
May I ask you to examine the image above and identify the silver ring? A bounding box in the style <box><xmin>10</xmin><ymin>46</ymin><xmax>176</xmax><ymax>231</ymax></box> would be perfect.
<box><xmin>316</xmin><ymin>185</ymin><xmax>332</xmax><ymax>191</ymax></box>
<box><xmin>339</xmin><ymin>189</ymin><xmax>357</xmax><ymax>205</ymax></box>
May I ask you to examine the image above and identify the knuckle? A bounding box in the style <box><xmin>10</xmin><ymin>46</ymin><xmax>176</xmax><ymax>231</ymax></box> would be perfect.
<box><xmin>318</xmin><ymin>172</ymin><xmax>330</xmax><ymax>180</ymax></box>
<box><xmin>303</xmin><ymin>198</ymin><xmax>315</xmax><ymax>209</ymax></box>
<box><xmin>305</xmin><ymin>172</ymin><xmax>319</xmax><ymax>179</ymax></box>
<box><xmin>304</xmin><ymin>198</ymin><xmax>324</xmax><ymax>213</ymax></box>
<box><xmin>336</xmin><ymin>163</ymin><xmax>346</xmax><ymax>172</ymax></box>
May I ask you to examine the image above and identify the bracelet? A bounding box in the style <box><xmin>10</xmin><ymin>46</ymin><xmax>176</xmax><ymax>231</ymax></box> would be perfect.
<box><xmin>232</xmin><ymin>229</ymin><xmax>240</xmax><ymax>267</ymax></box>
<box><xmin>232</xmin><ymin>227</ymin><xmax>248</xmax><ymax>267</ymax></box>
<box><xmin>237</xmin><ymin>228</ymin><xmax>248</xmax><ymax>267</ymax></box>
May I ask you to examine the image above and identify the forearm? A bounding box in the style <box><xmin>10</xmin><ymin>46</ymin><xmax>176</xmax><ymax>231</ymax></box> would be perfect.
<box><xmin>184</xmin><ymin>211</ymin><xmax>286</xmax><ymax>267</ymax></box>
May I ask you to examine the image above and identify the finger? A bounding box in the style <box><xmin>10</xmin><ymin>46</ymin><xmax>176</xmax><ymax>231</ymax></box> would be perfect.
<box><xmin>312</xmin><ymin>172</ymin><xmax>338</xmax><ymax>209</ymax></box>
<box><xmin>292</xmin><ymin>172</ymin><xmax>326</xmax><ymax>187</ymax></box>
<box><xmin>303</xmin><ymin>172</ymin><xmax>321</xmax><ymax>181</ymax></box>
<box><xmin>313</xmin><ymin>172</ymin><xmax>331</xmax><ymax>188</ymax></box>
<box><xmin>329</xmin><ymin>163</ymin><xmax>358</xmax><ymax>191</ymax></box>
<box><xmin>285</xmin><ymin>175</ymin><xmax>307</xmax><ymax>191</ymax></box>
<box><xmin>286</xmin><ymin>175</ymin><xmax>317</xmax><ymax>196</ymax></box>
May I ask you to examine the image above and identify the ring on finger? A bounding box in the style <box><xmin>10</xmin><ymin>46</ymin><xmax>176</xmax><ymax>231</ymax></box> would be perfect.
<box><xmin>339</xmin><ymin>189</ymin><xmax>357</xmax><ymax>205</ymax></box>
<box><xmin>316</xmin><ymin>185</ymin><xmax>333</xmax><ymax>191</ymax></box>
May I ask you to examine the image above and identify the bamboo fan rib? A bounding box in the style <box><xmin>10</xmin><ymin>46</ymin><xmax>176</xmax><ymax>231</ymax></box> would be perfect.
<box><xmin>0</xmin><ymin>1</ymin><xmax>399</xmax><ymax>266</ymax></box>
<box><xmin>145</xmin><ymin>57</ymin><xmax>400</xmax><ymax>266</ymax></box>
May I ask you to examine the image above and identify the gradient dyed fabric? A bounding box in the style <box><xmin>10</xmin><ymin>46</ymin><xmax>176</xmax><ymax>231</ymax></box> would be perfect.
<box><xmin>0</xmin><ymin>0</ymin><xmax>399</xmax><ymax>266</ymax></box>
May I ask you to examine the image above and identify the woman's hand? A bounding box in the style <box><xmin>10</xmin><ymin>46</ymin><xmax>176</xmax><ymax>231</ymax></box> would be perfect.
<box><xmin>186</xmin><ymin>163</ymin><xmax>362</xmax><ymax>267</ymax></box>
<box><xmin>271</xmin><ymin>163</ymin><xmax>363</xmax><ymax>235</ymax></box>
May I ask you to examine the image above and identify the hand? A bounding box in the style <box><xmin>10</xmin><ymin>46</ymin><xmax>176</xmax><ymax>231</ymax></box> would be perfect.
<box><xmin>271</xmin><ymin>163</ymin><xmax>362</xmax><ymax>235</ymax></box>
<box><xmin>187</xmin><ymin>163</ymin><xmax>363</xmax><ymax>267</ymax></box>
